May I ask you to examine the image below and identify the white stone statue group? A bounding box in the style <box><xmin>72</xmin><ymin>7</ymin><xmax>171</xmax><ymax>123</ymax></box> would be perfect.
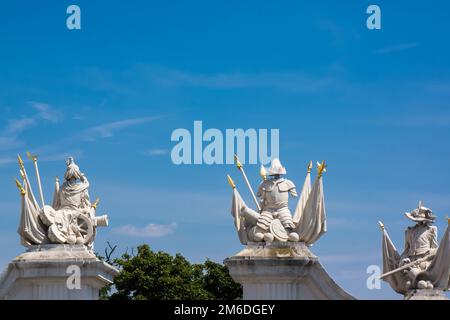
<box><xmin>228</xmin><ymin>157</ymin><xmax>326</xmax><ymax>245</ymax></box>
<box><xmin>11</xmin><ymin>153</ymin><xmax>448</xmax><ymax>298</ymax></box>
<box><xmin>227</xmin><ymin>157</ymin><xmax>449</xmax><ymax>297</ymax></box>
<box><xmin>15</xmin><ymin>154</ymin><xmax>108</xmax><ymax>249</ymax></box>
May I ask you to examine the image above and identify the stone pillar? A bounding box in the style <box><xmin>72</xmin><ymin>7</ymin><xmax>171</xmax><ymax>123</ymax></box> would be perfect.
<box><xmin>225</xmin><ymin>242</ymin><xmax>355</xmax><ymax>300</ymax></box>
<box><xmin>0</xmin><ymin>244</ymin><xmax>118</xmax><ymax>300</ymax></box>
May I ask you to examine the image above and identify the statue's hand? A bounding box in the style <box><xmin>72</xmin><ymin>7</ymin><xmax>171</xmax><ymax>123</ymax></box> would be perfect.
<box><xmin>400</xmin><ymin>258</ymin><xmax>411</xmax><ymax>267</ymax></box>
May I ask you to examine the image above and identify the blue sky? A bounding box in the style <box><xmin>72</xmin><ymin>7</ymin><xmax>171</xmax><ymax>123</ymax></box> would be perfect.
<box><xmin>1</xmin><ymin>1</ymin><xmax>450</xmax><ymax>299</ymax></box>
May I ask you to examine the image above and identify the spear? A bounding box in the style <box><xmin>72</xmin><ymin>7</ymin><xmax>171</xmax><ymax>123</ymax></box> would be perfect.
<box><xmin>317</xmin><ymin>160</ymin><xmax>327</xmax><ymax>177</ymax></box>
<box><xmin>234</xmin><ymin>154</ymin><xmax>261</xmax><ymax>211</ymax></box>
<box><xmin>26</xmin><ymin>151</ymin><xmax>45</xmax><ymax>208</ymax></box>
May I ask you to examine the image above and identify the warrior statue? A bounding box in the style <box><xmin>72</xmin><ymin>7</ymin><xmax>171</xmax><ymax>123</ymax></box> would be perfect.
<box><xmin>228</xmin><ymin>156</ymin><xmax>327</xmax><ymax>245</ymax></box>
<box><xmin>15</xmin><ymin>154</ymin><xmax>108</xmax><ymax>249</ymax></box>
<box><xmin>254</xmin><ymin>159</ymin><xmax>299</xmax><ymax>242</ymax></box>
<box><xmin>379</xmin><ymin>202</ymin><xmax>450</xmax><ymax>297</ymax></box>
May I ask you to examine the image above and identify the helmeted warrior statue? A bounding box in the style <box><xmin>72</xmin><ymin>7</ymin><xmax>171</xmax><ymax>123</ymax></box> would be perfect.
<box><xmin>15</xmin><ymin>154</ymin><xmax>109</xmax><ymax>249</ymax></box>
<box><xmin>228</xmin><ymin>156</ymin><xmax>327</xmax><ymax>245</ymax></box>
<box><xmin>254</xmin><ymin>159</ymin><xmax>299</xmax><ymax>242</ymax></box>
<box><xmin>379</xmin><ymin>202</ymin><xmax>450</xmax><ymax>298</ymax></box>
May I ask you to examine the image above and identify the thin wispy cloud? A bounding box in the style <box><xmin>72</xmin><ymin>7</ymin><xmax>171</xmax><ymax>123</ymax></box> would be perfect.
<box><xmin>144</xmin><ymin>149</ymin><xmax>170</xmax><ymax>156</ymax></box>
<box><xmin>6</xmin><ymin>118</ymin><xmax>35</xmax><ymax>135</ymax></box>
<box><xmin>0</xmin><ymin>102</ymin><xmax>62</xmax><ymax>151</ymax></box>
<box><xmin>0</xmin><ymin>118</ymin><xmax>34</xmax><ymax>150</ymax></box>
<box><xmin>112</xmin><ymin>223</ymin><xmax>177</xmax><ymax>237</ymax></box>
<box><xmin>82</xmin><ymin>116</ymin><xmax>162</xmax><ymax>141</ymax></box>
<box><xmin>139</xmin><ymin>65</ymin><xmax>333</xmax><ymax>92</ymax></box>
<box><xmin>374</xmin><ymin>43</ymin><xmax>419</xmax><ymax>55</ymax></box>
<box><xmin>0</xmin><ymin>157</ymin><xmax>15</xmax><ymax>166</ymax></box>
<box><xmin>28</xmin><ymin>101</ymin><xmax>62</xmax><ymax>123</ymax></box>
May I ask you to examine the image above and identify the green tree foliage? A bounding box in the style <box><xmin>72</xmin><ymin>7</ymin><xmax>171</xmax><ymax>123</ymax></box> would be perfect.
<box><xmin>104</xmin><ymin>244</ymin><xmax>242</xmax><ymax>300</ymax></box>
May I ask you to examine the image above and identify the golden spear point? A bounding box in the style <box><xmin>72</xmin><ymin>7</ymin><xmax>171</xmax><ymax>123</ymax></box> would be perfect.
<box><xmin>14</xmin><ymin>179</ymin><xmax>26</xmax><ymax>195</ymax></box>
<box><xmin>307</xmin><ymin>161</ymin><xmax>313</xmax><ymax>173</ymax></box>
<box><xmin>234</xmin><ymin>154</ymin><xmax>242</xmax><ymax>169</ymax></box>
<box><xmin>26</xmin><ymin>151</ymin><xmax>37</xmax><ymax>162</ymax></box>
<box><xmin>378</xmin><ymin>221</ymin><xmax>385</xmax><ymax>230</ymax></box>
<box><xmin>92</xmin><ymin>197</ymin><xmax>100</xmax><ymax>210</ymax></box>
<box><xmin>17</xmin><ymin>154</ymin><xmax>24</xmax><ymax>170</ymax></box>
<box><xmin>446</xmin><ymin>216</ymin><xmax>450</xmax><ymax>225</ymax></box>
<box><xmin>227</xmin><ymin>174</ymin><xmax>236</xmax><ymax>189</ymax></box>
<box><xmin>317</xmin><ymin>160</ymin><xmax>327</xmax><ymax>177</ymax></box>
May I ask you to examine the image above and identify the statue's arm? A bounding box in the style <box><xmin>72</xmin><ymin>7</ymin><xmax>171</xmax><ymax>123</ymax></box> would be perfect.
<box><xmin>400</xmin><ymin>230</ymin><xmax>411</xmax><ymax>261</ymax></box>
<box><xmin>289</xmin><ymin>187</ymin><xmax>298</xmax><ymax>198</ymax></box>
<box><xmin>430</xmin><ymin>226</ymin><xmax>438</xmax><ymax>250</ymax></box>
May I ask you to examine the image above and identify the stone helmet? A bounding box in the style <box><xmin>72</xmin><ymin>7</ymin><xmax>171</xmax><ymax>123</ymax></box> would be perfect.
<box><xmin>266</xmin><ymin>158</ymin><xmax>287</xmax><ymax>176</ymax></box>
<box><xmin>405</xmin><ymin>201</ymin><xmax>436</xmax><ymax>223</ymax></box>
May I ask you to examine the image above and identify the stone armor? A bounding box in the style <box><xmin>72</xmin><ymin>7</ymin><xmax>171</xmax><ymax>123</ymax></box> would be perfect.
<box><xmin>257</xmin><ymin>178</ymin><xmax>297</xmax><ymax>230</ymax></box>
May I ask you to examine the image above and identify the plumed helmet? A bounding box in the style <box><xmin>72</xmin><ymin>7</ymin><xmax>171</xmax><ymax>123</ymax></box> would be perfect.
<box><xmin>266</xmin><ymin>158</ymin><xmax>287</xmax><ymax>176</ymax></box>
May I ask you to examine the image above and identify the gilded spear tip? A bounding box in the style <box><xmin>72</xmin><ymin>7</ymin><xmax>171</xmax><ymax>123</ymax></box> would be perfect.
<box><xmin>378</xmin><ymin>221</ymin><xmax>385</xmax><ymax>230</ymax></box>
<box><xmin>26</xmin><ymin>151</ymin><xmax>37</xmax><ymax>162</ymax></box>
<box><xmin>317</xmin><ymin>160</ymin><xmax>327</xmax><ymax>177</ymax></box>
<box><xmin>92</xmin><ymin>197</ymin><xmax>100</xmax><ymax>210</ymax></box>
<box><xmin>227</xmin><ymin>174</ymin><xmax>236</xmax><ymax>189</ymax></box>
<box><xmin>234</xmin><ymin>154</ymin><xmax>242</xmax><ymax>169</ymax></box>
<box><xmin>446</xmin><ymin>216</ymin><xmax>450</xmax><ymax>225</ymax></box>
<box><xmin>14</xmin><ymin>179</ymin><xmax>26</xmax><ymax>195</ymax></box>
<box><xmin>17</xmin><ymin>154</ymin><xmax>24</xmax><ymax>169</ymax></box>
<box><xmin>307</xmin><ymin>161</ymin><xmax>313</xmax><ymax>173</ymax></box>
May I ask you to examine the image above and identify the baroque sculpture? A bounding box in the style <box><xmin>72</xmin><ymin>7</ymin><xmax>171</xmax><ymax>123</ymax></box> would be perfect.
<box><xmin>15</xmin><ymin>154</ymin><xmax>109</xmax><ymax>249</ymax></box>
<box><xmin>379</xmin><ymin>202</ymin><xmax>450</xmax><ymax>297</ymax></box>
<box><xmin>227</xmin><ymin>156</ymin><xmax>327</xmax><ymax>245</ymax></box>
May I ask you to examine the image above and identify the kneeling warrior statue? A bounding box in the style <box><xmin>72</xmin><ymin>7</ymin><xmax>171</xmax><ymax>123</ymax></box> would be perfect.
<box><xmin>255</xmin><ymin>159</ymin><xmax>299</xmax><ymax>242</ymax></box>
<box><xmin>228</xmin><ymin>156</ymin><xmax>327</xmax><ymax>245</ymax></box>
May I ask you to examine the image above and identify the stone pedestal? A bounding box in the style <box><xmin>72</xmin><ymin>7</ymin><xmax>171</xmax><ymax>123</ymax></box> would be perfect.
<box><xmin>405</xmin><ymin>289</ymin><xmax>449</xmax><ymax>300</ymax></box>
<box><xmin>0</xmin><ymin>244</ymin><xmax>118</xmax><ymax>300</ymax></box>
<box><xmin>224</xmin><ymin>242</ymin><xmax>355</xmax><ymax>300</ymax></box>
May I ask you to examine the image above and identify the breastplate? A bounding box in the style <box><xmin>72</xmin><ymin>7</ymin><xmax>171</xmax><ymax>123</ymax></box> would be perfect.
<box><xmin>262</xmin><ymin>184</ymin><xmax>289</xmax><ymax>210</ymax></box>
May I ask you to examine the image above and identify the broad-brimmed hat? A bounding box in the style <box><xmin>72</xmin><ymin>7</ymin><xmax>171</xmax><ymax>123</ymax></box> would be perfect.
<box><xmin>405</xmin><ymin>201</ymin><xmax>436</xmax><ymax>222</ymax></box>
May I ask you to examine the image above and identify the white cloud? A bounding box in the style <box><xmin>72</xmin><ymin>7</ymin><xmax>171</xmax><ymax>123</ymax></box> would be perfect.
<box><xmin>28</xmin><ymin>101</ymin><xmax>62</xmax><ymax>123</ymax></box>
<box><xmin>0</xmin><ymin>157</ymin><xmax>15</xmax><ymax>166</ymax></box>
<box><xmin>144</xmin><ymin>148</ymin><xmax>169</xmax><ymax>156</ymax></box>
<box><xmin>112</xmin><ymin>223</ymin><xmax>177</xmax><ymax>237</ymax></box>
<box><xmin>82</xmin><ymin>116</ymin><xmax>162</xmax><ymax>140</ymax></box>
<box><xmin>139</xmin><ymin>65</ymin><xmax>333</xmax><ymax>92</ymax></box>
<box><xmin>6</xmin><ymin>118</ymin><xmax>35</xmax><ymax>135</ymax></box>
